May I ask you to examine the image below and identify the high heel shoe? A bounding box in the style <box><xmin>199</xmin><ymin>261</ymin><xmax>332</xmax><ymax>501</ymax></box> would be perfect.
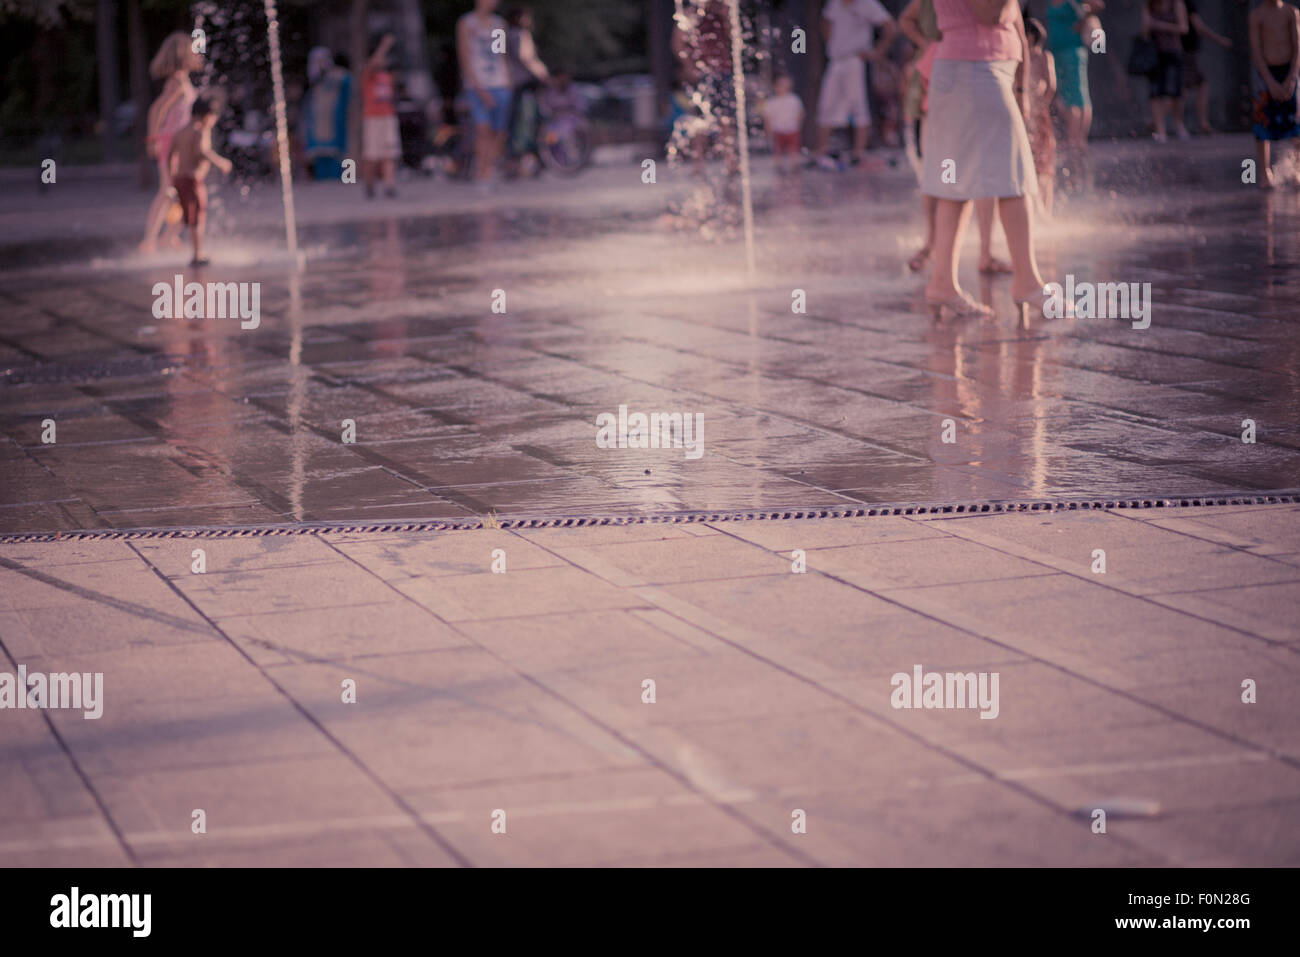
<box><xmin>925</xmin><ymin>291</ymin><xmax>994</xmax><ymax>320</ymax></box>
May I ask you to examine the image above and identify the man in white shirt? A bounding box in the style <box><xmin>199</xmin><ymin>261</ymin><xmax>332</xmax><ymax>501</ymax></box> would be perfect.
<box><xmin>815</xmin><ymin>0</ymin><xmax>897</xmax><ymax>169</ymax></box>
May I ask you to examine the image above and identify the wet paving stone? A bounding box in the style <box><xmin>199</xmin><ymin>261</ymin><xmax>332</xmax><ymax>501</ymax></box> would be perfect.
<box><xmin>1</xmin><ymin>140</ymin><xmax>1298</xmax><ymax>532</ymax></box>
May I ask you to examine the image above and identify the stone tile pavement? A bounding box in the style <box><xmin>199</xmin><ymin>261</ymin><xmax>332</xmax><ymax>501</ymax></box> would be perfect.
<box><xmin>2</xmin><ymin>503</ymin><xmax>1297</xmax><ymax>866</ymax></box>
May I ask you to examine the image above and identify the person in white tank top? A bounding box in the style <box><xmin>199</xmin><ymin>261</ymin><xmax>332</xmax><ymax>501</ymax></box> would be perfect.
<box><xmin>458</xmin><ymin>0</ymin><xmax>512</xmax><ymax>184</ymax></box>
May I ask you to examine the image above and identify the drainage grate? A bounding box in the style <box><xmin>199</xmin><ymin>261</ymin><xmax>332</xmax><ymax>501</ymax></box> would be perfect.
<box><xmin>1</xmin><ymin>354</ymin><xmax>182</xmax><ymax>387</ymax></box>
<box><xmin>1</xmin><ymin>492</ymin><xmax>1297</xmax><ymax>543</ymax></box>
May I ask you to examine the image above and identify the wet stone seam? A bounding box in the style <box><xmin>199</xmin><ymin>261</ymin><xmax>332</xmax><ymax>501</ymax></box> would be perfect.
<box><xmin>0</xmin><ymin>494</ymin><xmax>1297</xmax><ymax>543</ymax></box>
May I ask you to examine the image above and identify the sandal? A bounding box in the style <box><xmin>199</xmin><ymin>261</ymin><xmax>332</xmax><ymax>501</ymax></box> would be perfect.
<box><xmin>907</xmin><ymin>247</ymin><xmax>931</xmax><ymax>272</ymax></box>
<box><xmin>925</xmin><ymin>291</ymin><xmax>993</xmax><ymax>320</ymax></box>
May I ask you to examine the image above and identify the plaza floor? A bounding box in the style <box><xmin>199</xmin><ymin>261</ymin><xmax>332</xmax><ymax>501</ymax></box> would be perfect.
<box><xmin>1</xmin><ymin>136</ymin><xmax>1297</xmax><ymax>866</ymax></box>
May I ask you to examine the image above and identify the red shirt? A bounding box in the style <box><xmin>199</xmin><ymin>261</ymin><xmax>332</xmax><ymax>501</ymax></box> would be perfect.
<box><xmin>363</xmin><ymin>67</ymin><xmax>396</xmax><ymax>117</ymax></box>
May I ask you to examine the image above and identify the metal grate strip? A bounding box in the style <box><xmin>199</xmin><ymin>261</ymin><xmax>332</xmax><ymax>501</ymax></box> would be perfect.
<box><xmin>1</xmin><ymin>492</ymin><xmax>1297</xmax><ymax>543</ymax></box>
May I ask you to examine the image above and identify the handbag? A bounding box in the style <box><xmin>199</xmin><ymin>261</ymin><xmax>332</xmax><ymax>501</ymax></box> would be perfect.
<box><xmin>1127</xmin><ymin>35</ymin><xmax>1159</xmax><ymax>77</ymax></box>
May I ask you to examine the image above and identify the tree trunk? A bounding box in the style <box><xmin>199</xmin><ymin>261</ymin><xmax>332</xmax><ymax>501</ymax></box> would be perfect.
<box><xmin>96</xmin><ymin>0</ymin><xmax>121</xmax><ymax>162</ymax></box>
<box><xmin>126</xmin><ymin>0</ymin><xmax>151</xmax><ymax>187</ymax></box>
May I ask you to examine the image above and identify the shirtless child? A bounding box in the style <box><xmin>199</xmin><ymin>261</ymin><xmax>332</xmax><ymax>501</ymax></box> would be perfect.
<box><xmin>1250</xmin><ymin>0</ymin><xmax>1300</xmax><ymax>188</ymax></box>
<box><xmin>168</xmin><ymin>97</ymin><xmax>232</xmax><ymax>265</ymax></box>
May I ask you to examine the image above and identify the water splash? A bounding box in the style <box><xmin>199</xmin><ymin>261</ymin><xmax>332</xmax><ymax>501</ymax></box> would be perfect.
<box><xmin>667</xmin><ymin>0</ymin><xmax>762</xmax><ymax>272</ymax></box>
<box><xmin>192</xmin><ymin>0</ymin><xmax>302</xmax><ymax>264</ymax></box>
<box><xmin>263</xmin><ymin>0</ymin><xmax>300</xmax><ymax>262</ymax></box>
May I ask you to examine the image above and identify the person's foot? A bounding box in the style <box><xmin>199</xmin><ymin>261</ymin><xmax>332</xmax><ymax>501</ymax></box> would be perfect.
<box><xmin>189</xmin><ymin>257</ymin><xmax>210</xmax><ymax>267</ymax></box>
<box><xmin>385</xmin><ymin>187</ymin><xmax>397</xmax><ymax>199</ymax></box>
<box><xmin>1152</xmin><ymin>131</ymin><xmax>1167</xmax><ymax>143</ymax></box>
<box><xmin>907</xmin><ymin>246</ymin><xmax>931</xmax><ymax>273</ymax></box>
<box><xmin>1010</xmin><ymin>277</ymin><xmax>1047</xmax><ymax>303</ymax></box>
<box><xmin>1198</xmin><ymin>124</ymin><xmax>1216</xmax><ymax>135</ymax></box>
<box><xmin>365</xmin><ymin>183</ymin><xmax>376</xmax><ymax>199</ymax></box>
<box><xmin>978</xmin><ymin>256</ymin><xmax>1013</xmax><ymax>275</ymax></box>
<box><xmin>138</xmin><ymin>240</ymin><xmax>156</xmax><ymax>256</ymax></box>
<box><xmin>816</xmin><ymin>154</ymin><xmax>841</xmax><ymax>172</ymax></box>
<box><xmin>1174</xmin><ymin>125</ymin><xmax>1191</xmax><ymax>141</ymax></box>
<box><xmin>924</xmin><ymin>289</ymin><xmax>993</xmax><ymax>319</ymax></box>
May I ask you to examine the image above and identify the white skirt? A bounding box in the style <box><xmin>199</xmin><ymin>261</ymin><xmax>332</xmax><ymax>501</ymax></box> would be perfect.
<box><xmin>922</xmin><ymin>58</ymin><xmax>1037</xmax><ymax>201</ymax></box>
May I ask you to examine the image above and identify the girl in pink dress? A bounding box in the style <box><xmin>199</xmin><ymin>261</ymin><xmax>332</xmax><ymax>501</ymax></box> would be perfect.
<box><xmin>921</xmin><ymin>0</ymin><xmax>1046</xmax><ymax>320</ymax></box>
<box><xmin>141</xmin><ymin>32</ymin><xmax>203</xmax><ymax>254</ymax></box>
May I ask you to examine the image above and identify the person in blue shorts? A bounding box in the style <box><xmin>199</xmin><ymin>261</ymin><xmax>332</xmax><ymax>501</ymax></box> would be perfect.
<box><xmin>458</xmin><ymin>0</ymin><xmax>513</xmax><ymax>185</ymax></box>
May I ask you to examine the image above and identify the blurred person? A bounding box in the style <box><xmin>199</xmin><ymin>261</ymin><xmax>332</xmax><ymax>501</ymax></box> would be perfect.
<box><xmin>901</xmin><ymin>0</ymin><xmax>1011</xmax><ymax>276</ymax></box>
<box><xmin>922</xmin><ymin>0</ymin><xmax>1043</xmax><ymax>320</ymax></box>
<box><xmin>900</xmin><ymin>0</ymin><xmax>940</xmax><ymax>270</ymax></box>
<box><xmin>872</xmin><ymin>36</ymin><xmax>905</xmax><ymax>148</ymax></box>
<box><xmin>140</xmin><ymin>32</ymin><xmax>203</xmax><ymax>255</ymax></box>
<box><xmin>168</xmin><ymin>96</ymin><xmax>232</xmax><ymax>267</ymax></box>
<box><xmin>763</xmin><ymin>73</ymin><xmax>805</xmax><ymax>173</ymax></box>
<box><xmin>304</xmin><ymin>48</ymin><xmax>351</xmax><ymax>180</ymax></box>
<box><xmin>1251</xmin><ymin>0</ymin><xmax>1300</xmax><ymax>188</ymax></box>
<box><xmin>505</xmin><ymin>6</ymin><xmax>551</xmax><ymax>175</ymax></box>
<box><xmin>815</xmin><ymin>0</ymin><xmax>897</xmax><ymax>170</ymax></box>
<box><xmin>1025</xmin><ymin>17</ymin><xmax>1057</xmax><ymax>215</ymax></box>
<box><xmin>1176</xmin><ymin>2</ymin><xmax>1232</xmax><ymax>135</ymax></box>
<box><xmin>459</xmin><ymin>0</ymin><xmax>511</xmax><ymax>186</ymax></box>
<box><xmin>1143</xmin><ymin>0</ymin><xmax>1189</xmax><ymax>142</ymax></box>
<box><xmin>363</xmin><ymin>34</ymin><xmax>400</xmax><ymax>198</ymax></box>
<box><xmin>1044</xmin><ymin>0</ymin><xmax>1100</xmax><ymax>153</ymax></box>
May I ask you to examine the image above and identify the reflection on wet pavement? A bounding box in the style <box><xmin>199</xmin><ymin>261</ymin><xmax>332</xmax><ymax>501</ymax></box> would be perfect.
<box><xmin>2</xmin><ymin>143</ymin><xmax>1299</xmax><ymax>533</ymax></box>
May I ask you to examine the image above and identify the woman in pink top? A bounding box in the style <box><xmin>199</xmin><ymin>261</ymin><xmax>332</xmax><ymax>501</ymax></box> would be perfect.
<box><xmin>921</xmin><ymin>0</ymin><xmax>1046</xmax><ymax>321</ymax></box>
<box><xmin>141</xmin><ymin>32</ymin><xmax>204</xmax><ymax>255</ymax></box>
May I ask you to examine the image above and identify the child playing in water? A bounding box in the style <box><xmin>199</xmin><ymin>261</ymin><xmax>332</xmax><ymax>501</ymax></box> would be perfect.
<box><xmin>141</xmin><ymin>32</ymin><xmax>203</xmax><ymax>254</ymax></box>
<box><xmin>363</xmin><ymin>33</ymin><xmax>401</xmax><ymax>198</ymax></box>
<box><xmin>168</xmin><ymin>97</ymin><xmax>232</xmax><ymax>266</ymax></box>
<box><xmin>763</xmin><ymin>74</ymin><xmax>805</xmax><ymax>174</ymax></box>
<box><xmin>1250</xmin><ymin>0</ymin><xmax>1300</xmax><ymax>188</ymax></box>
<box><xmin>1026</xmin><ymin>18</ymin><xmax>1058</xmax><ymax>215</ymax></box>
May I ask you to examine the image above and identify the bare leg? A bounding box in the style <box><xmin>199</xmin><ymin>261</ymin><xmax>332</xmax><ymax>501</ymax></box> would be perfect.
<box><xmin>140</xmin><ymin>159</ymin><xmax>172</xmax><ymax>253</ymax></box>
<box><xmin>925</xmin><ymin>198</ymin><xmax>973</xmax><ymax>301</ymax></box>
<box><xmin>1258</xmin><ymin>138</ymin><xmax>1274</xmax><ymax>188</ymax></box>
<box><xmin>191</xmin><ymin>209</ymin><xmax>205</xmax><ymax>264</ymax></box>
<box><xmin>1000</xmin><ymin>195</ymin><xmax>1045</xmax><ymax>301</ymax></box>
<box><xmin>816</xmin><ymin>125</ymin><xmax>832</xmax><ymax>156</ymax></box>
<box><xmin>975</xmin><ymin>197</ymin><xmax>1007</xmax><ymax>271</ymax></box>
<box><xmin>909</xmin><ymin>193</ymin><xmax>938</xmax><ymax>271</ymax></box>
<box><xmin>1197</xmin><ymin>82</ymin><xmax>1212</xmax><ymax>132</ymax></box>
<box><xmin>1064</xmin><ymin>106</ymin><xmax>1082</xmax><ymax>150</ymax></box>
<box><xmin>1172</xmin><ymin>92</ymin><xmax>1189</xmax><ymax>136</ymax></box>
<box><xmin>851</xmin><ymin>123</ymin><xmax>869</xmax><ymax>162</ymax></box>
<box><xmin>475</xmin><ymin>124</ymin><xmax>493</xmax><ymax>180</ymax></box>
<box><xmin>1151</xmin><ymin>98</ymin><xmax>1170</xmax><ymax>138</ymax></box>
